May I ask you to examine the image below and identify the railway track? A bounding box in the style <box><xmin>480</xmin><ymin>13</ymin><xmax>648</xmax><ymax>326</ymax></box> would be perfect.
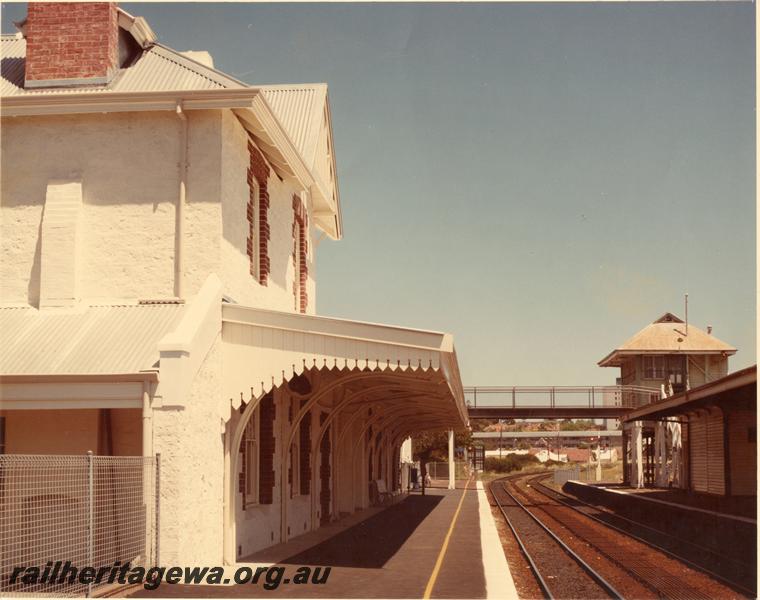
<box><xmin>490</xmin><ymin>475</ymin><xmax>622</xmax><ymax>599</ymax></box>
<box><xmin>531</xmin><ymin>476</ymin><xmax>756</xmax><ymax>598</ymax></box>
<box><xmin>490</xmin><ymin>472</ymin><xmax>747</xmax><ymax>600</ymax></box>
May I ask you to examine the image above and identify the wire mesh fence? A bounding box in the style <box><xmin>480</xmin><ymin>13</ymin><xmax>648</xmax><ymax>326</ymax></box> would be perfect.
<box><xmin>426</xmin><ymin>461</ymin><xmax>469</xmax><ymax>480</ymax></box>
<box><xmin>553</xmin><ymin>465</ymin><xmax>599</xmax><ymax>485</ymax></box>
<box><xmin>0</xmin><ymin>454</ymin><xmax>158</xmax><ymax>597</ymax></box>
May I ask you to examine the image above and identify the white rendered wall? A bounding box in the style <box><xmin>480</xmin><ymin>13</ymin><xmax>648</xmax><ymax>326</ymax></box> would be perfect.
<box><xmin>1</xmin><ymin>108</ymin><xmax>328</xmax><ymax>566</ymax></box>
<box><xmin>1</xmin><ymin>110</ymin><xmax>319</xmax><ymax>312</ymax></box>
<box><xmin>153</xmin><ymin>336</ymin><xmax>225</xmax><ymax>566</ymax></box>
<box><xmin>220</xmin><ymin>111</ymin><xmax>318</xmax><ymax>314</ymax></box>
<box><xmin>232</xmin><ymin>387</ymin><xmax>327</xmax><ymax>558</ymax></box>
<box><xmin>1</xmin><ymin>112</ymin><xmax>177</xmax><ymax>304</ymax></box>
<box><xmin>228</xmin><ymin>389</ymin><xmax>283</xmax><ymax>558</ymax></box>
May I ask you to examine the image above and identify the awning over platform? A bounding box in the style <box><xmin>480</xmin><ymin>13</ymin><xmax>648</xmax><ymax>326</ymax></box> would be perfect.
<box><xmin>623</xmin><ymin>365</ymin><xmax>756</xmax><ymax>422</ymax></box>
<box><xmin>221</xmin><ymin>304</ymin><xmax>467</xmax><ymax>430</ymax></box>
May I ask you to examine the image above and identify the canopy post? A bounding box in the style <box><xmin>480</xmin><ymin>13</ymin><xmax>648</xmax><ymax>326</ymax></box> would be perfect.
<box><xmin>448</xmin><ymin>429</ymin><xmax>455</xmax><ymax>490</ymax></box>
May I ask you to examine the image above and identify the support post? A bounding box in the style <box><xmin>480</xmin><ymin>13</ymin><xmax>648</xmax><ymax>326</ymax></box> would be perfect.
<box><xmin>141</xmin><ymin>382</ymin><xmax>153</xmax><ymax>565</ymax></box>
<box><xmin>448</xmin><ymin>429</ymin><xmax>455</xmax><ymax>490</ymax></box>
<box><xmin>155</xmin><ymin>453</ymin><xmax>161</xmax><ymax>567</ymax></box>
<box><xmin>86</xmin><ymin>450</ymin><xmax>94</xmax><ymax>598</ymax></box>
<box><xmin>622</xmin><ymin>426</ymin><xmax>630</xmax><ymax>486</ymax></box>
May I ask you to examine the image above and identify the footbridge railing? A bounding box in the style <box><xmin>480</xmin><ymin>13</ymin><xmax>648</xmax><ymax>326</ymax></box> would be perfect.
<box><xmin>464</xmin><ymin>385</ymin><xmax>660</xmax><ymax>411</ymax></box>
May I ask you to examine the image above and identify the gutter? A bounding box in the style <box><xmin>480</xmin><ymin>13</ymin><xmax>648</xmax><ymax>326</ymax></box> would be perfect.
<box><xmin>1</xmin><ymin>88</ymin><xmax>342</xmax><ymax>239</ymax></box>
<box><xmin>0</xmin><ymin>88</ymin><xmax>262</xmax><ymax>116</ymax></box>
<box><xmin>0</xmin><ymin>372</ymin><xmax>159</xmax><ymax>383</ymax></box>
<box><xmin>599</xmin><ymin>348</ymin><xmax>738</xmax><ymax>367</ymax></box>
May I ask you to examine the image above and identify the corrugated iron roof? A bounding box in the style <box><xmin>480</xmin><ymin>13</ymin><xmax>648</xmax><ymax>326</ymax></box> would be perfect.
<box><xmin>0</xmin><ymin>36</ymin><xmax>334</xmax><ymax>179</ymax></box>
<box><xmin>598</xmin><ymin>314</ymin><xmax>737</xmax><ymax>367</ymax></box>
<box><xmin>261</xmin><ymin>84</ymin><xmax>327</xmax><ymax>169</ymax></box>
<box><xmin>0</xmin><ymin>304</ymin><xmax>184</xmax><ymax>375</ymax></box>
<box><xmin>0</xmin><ymin>37</ymin><xmax>243</xmax><ymax>96</ymax></box>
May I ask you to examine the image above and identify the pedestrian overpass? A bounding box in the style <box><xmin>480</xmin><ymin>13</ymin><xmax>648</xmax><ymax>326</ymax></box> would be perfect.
<box><xmin>465</xmin><ymin>385</ymin><xmax>660</xmax><ymax>419</ymax></box>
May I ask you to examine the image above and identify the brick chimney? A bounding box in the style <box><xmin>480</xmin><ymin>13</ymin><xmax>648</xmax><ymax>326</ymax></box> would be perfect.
<box><xmin>24</xmin><ymin>2</ymin><xmax>119</xmax><ymax>88</ymax></box>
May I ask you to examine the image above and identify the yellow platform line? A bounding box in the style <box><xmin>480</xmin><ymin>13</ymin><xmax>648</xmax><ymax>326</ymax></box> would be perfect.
<box><xmin>423</xmin><ymin>477</ymin><xmax>473</xmax><ymax>599</ymax></box>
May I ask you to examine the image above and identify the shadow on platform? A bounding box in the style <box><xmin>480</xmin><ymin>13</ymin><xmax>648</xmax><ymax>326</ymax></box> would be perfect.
<box><xmin>279</xmin><ymin>495</ymin><xmax>443</xmax><ymax>568</ymax></box>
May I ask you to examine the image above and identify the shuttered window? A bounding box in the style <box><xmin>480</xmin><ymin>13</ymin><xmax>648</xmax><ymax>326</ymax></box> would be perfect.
<box><xmin>242</xmin><ymin>409</ymin><xmax>259</xmax><ymax>507</ymax></box>
<box><xmin>258</xmin><ymin>393</ymin><xmax>276</xmax><ymax>505</ymax></box>
<box><xmin>706</xmin><ymin>412</ymin><xmax>725</xmax><ymax>495</ymax></box>
<box><xmin>690</xmin><ymin>415</ymin><xmax>708</xmax><ymax>493</ymax></box>
<box><xmin>690</xmin><ymin>412</ymin><xmax>725</xmax><ymax>495</ymax></box>
<box><xmin>299</xmin><ymin>404</ymin><xmax>312</xmax><ymax>496</ymax></box>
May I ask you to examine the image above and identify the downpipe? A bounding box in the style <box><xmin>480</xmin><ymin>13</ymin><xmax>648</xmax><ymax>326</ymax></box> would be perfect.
<box><xmin>175</xmin><ymin>103</ymin><xmax>188</xmax><ymax>300</ymax></box>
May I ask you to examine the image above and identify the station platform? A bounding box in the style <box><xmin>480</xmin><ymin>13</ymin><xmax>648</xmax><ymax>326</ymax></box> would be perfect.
<box><xmin>564</xmin><ymin>480</ymin><xmax>757</xmax><ymax>523</ymax></box>
<box><xmin>126</xmin><ymin>479</ymin><xmax>517</xmax><ymax>598</ymax></box>
<box><xmin>562</xmin><ymin>480</ymin><xmax>757</xmax><ymax>575</ymax></box>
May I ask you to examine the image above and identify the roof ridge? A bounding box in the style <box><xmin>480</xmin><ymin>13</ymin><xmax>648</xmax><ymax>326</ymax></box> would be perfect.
<box><xmin>150</xmin><ymin>43</ymin><xmax>247</xmax><ymax>89</ymax></box>
<box><xmin>259</xmin><ymin>83</ymin><xmax>328</xmax><ymax>89</ymax></box>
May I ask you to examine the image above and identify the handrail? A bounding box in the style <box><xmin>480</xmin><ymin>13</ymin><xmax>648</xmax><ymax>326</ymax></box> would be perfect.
<box><xmin>463</xmin><ymin>385</ymin><xmax>660</xmax><ymax>410</ymax></box>
<box><xmin>463</xmin><ymin>385</ymin><xmax>658</xmax><ymax>393</ymax></box>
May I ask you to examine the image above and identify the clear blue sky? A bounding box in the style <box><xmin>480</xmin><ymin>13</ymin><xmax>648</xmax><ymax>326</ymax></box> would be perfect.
<box><xmin>3</xmin><ymin>2</ymin><xmax>755</xmax><ymax>385</ymax></box>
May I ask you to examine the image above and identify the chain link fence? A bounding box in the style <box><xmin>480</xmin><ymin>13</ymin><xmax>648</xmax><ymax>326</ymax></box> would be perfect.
<box><xmin>0</xmin><ymin>454</ymin><xmax>159</xmax><ymax>597</ymax></box>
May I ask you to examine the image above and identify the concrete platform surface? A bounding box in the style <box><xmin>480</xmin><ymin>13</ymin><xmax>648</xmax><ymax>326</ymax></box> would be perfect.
<box><xmin>123</xmin><ymin>479</ymin><xmax>517</xmax><ymax>599</ymax></box>
<box><xmin>563</xmin><ymin>479</ymin><xmax>757</xmax><ymax>579</ymax></box>
<box><xmin>596</xmin><ymin>483</ymin><xmax>757</xmax><ymax>521</ymax></box>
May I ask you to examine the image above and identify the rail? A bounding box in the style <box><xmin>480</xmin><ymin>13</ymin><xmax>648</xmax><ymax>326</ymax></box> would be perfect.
<box><xmin>535</xmin><ymin>477</ymin><xmax>756</xmax><ymax>597</ymax></box>
<box><xmin>490</xmin><ymin>475</ymin><xmax>623</xmax><ymax>599</ymax></box>
<box><xmin>464</xmin><ymin>385</ymin><xmax>660</xmax><ymax>410</ymax></box>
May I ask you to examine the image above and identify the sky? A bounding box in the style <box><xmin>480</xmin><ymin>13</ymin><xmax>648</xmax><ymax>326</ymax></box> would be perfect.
<box><xmin>2</xmin><ymin>2</ymin><xmax>755</xmax><ymax>386</ymax></box>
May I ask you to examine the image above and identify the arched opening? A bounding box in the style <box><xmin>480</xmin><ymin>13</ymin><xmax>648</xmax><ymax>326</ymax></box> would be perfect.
<box><xmin>225</xmin><ymin>370</ymin><xmax>460</xmax><ymax>561</ymax></box>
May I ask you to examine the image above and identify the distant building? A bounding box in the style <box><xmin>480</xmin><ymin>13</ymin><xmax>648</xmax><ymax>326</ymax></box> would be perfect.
<box><xmin>529</xmin><ymin>448</ymin><xmax>568</xmax><ymax>463</ymax></box>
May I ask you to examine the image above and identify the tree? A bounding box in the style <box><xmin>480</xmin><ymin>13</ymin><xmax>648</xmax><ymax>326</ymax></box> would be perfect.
<box><xmin>470</xmin><ymin>418</ymin><xmax>514</xmax><ymax>432</ymax></box>
<box><xmin>412</xmin><ymin>429</ymin><xmax>472</xmax><ymax>494</ymax></box>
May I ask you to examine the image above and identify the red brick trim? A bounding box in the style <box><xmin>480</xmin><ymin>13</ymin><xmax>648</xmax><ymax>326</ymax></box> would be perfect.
<box><xmin>319</xmin><ymin>412</ymin><xmax>331</xmax><ymax>524</ymax></box>
<box><xmin>247</xmin><ymin>142</ymin><xmax>271</xmax><ymax>285</ymax></box>
<box><xmin>258</xmin><ymin>392</ymin><xmax>276</xmax><ymax>505</ymax></box>
<box><xmin>299</xmin><ymin>402</ymin><xmax>311</xmax><ymax>496</ymax></box>
<box><xmin>292</xmin><ymin>195</ymin><xmax>308</xmax><ymax>313</ymax></box>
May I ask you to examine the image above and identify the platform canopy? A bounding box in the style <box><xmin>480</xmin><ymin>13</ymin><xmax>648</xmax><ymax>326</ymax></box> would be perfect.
<box><xmin>221</xmin><ymin>304</ymin><xmax>467</xmax><ymax>432</ymax></box>
<box><xmin>623</xmin><ymin>365</ymin><xmax>756</xmax><ymax>422</ymax></box>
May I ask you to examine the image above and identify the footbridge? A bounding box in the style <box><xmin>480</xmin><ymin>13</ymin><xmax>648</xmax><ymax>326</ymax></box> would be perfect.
<box><xmin>465</xmin><ymin>385</ymin><xmax>660</xmax><ymax>419</ymax></box>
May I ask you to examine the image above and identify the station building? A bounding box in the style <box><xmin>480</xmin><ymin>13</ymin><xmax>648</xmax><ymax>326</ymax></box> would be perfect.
<box><xmin>598</xmin><ymin>312</ymin><xmax>751</xmax><ymax>492</ymax></box>
<box><xmin>0</xmin><ymin>2</ymin><xmax>467</xmax><ymax>568</ymax></box>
